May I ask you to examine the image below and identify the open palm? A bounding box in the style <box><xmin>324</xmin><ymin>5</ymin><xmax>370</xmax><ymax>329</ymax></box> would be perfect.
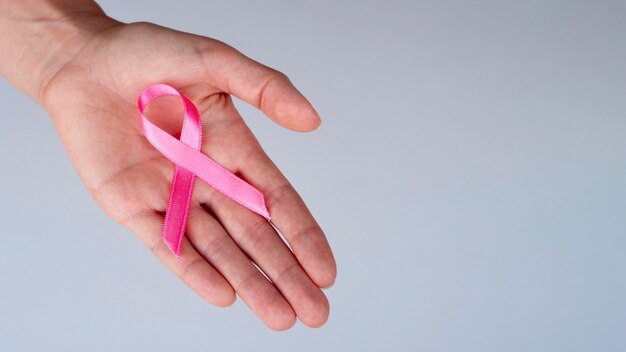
<box><xmin>41</xmin><ymin>21</ymin><xmax>336</xmax><ymax>330</ymax></box>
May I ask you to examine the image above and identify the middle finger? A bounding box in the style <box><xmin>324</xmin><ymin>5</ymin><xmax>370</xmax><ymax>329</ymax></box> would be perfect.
<box><xmin>202</xmin><ymin>190</ymin><xmax>330</xmax><ymax>328</ymax></box>
<box><xmin>185</xmin><ymin>205</ymin><xmax>296</xmax><ymax>330</ymax></box>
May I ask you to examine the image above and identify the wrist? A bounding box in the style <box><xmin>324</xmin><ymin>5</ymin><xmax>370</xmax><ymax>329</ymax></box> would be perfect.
<box><xmin>0</xmin><ymin>1</ymin><xmax>121</xmax><ymax>104</ymax></box>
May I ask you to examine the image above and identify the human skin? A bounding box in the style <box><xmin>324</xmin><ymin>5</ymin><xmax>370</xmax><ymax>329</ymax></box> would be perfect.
<box><xmin>0</xmin><ymin>0</ymin><xmax>336</xmax><ymax>330</ymax></box>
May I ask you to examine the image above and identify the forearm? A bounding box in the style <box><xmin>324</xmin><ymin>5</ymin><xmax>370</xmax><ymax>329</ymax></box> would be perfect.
<box><xmin>0</xmin><ymin>0</ymin><xmax>118</xmax><ymax>103</ymax></box>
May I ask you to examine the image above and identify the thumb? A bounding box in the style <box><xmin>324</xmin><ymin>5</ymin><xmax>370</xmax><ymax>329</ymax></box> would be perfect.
<box><xmin>204</xmin><ymin>44</ymin><xmax>321</xmax><ymax>132</ymax></box>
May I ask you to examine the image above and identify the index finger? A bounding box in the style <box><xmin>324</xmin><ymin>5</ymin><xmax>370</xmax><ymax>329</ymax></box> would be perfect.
<box><xmin>239</xmin><ymin>148</ymin><xmax>337</xmax><ymax>288</ymax></box>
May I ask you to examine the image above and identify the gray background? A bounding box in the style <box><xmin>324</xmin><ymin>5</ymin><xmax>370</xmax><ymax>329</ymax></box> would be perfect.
<box><xmin>1</xmin><ymin>0</ymin><xmax>625</xmax><ymax>351</ymax></box>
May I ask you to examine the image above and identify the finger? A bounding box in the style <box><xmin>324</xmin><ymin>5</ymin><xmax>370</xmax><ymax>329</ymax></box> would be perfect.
<box><xmin>123</xmin><ymin>210</ymin><xmax>236</xmax><ymax>307</ymax></box>
<box><xmin>203</xmin><ymin>44</ymin><xmax>321</xmax><ymax>132</ymax></box>
<box><xmin>197</xmin><ymin>185</ymin><xmax>330</xmax><ymax>328</ymax></box>
<box><xmin>234</xmin><ymin>147</ymin><xmax>337</xmax><ymax>289</ymax></box>
<box><xmin>191</xmin><ymin>104</ymin><xmax>337</xmax><ymax>289</ymax></box>
<box><xmin>185</xmin><ymin>205</ymin><xmax>296</xmax><ymax>331</ymax></box>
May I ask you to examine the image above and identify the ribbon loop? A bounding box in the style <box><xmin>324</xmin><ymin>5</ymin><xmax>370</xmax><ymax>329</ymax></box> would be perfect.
<box><xmin>138</xmin><ymin>84</ymin><xmax>271</xmax><ymax>258</ymax></box>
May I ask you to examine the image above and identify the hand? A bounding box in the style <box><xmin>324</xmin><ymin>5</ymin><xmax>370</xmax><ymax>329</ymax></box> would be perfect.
<box><xmin>40</xmin><ymin>19</ymin><xmax>336</xmax><ymax>330</ymax></box>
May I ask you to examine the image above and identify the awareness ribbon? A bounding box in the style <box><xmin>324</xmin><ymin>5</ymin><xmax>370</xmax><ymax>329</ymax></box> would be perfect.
<box><xmin>137</xmin><ymin>84</ymin><xmax>271</xmax><ymax>258</ymax></box>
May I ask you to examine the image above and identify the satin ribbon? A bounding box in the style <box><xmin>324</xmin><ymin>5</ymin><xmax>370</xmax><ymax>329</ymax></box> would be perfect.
<box><xmin>138</xmin><ymin>84</ymin><xmax>271</xmax><ymax>258</ymax></box>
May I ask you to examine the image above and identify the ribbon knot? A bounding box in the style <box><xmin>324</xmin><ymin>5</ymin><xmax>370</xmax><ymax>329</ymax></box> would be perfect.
<box><xmin>138</xmin><ymin>84</ymin><xmax>270</xmax><ymax>258</ymax></box>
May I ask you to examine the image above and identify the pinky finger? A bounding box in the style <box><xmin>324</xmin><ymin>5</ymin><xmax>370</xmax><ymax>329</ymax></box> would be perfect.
<box><xmin>124</xmin><ymin>210</ymin><xmax>236</xmax><ymax>307</ymax></box>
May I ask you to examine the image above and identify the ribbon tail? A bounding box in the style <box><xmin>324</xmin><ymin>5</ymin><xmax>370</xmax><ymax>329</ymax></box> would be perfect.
<box><xmin>162</xmin><ymin>165</ymin><xmax>196</xmax><ymax>258</ymax></box>
<box><xmin>142</xmin><ymin>117</ymin><xmax>271</xmax><ymax>221</ymax></box>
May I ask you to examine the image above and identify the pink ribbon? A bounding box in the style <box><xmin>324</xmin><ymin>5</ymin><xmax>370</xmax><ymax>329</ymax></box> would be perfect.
<box><xmin>138</xmin><ymin>84</ymin><xmax>271</xmax><ymax>258</ymax></box>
